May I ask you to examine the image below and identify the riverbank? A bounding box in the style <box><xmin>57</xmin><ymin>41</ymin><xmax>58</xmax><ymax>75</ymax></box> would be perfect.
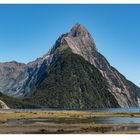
<box><xmin>0</xmin><ymin>110</ymin><xmax>140</xmax><ymax>134</ymax></box>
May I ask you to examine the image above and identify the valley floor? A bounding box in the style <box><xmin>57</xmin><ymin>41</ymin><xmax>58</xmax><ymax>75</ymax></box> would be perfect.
<box><xmin>0</xmin><ymin>110</ymin><xmax>140</xmax><ymax>134</ymax></box>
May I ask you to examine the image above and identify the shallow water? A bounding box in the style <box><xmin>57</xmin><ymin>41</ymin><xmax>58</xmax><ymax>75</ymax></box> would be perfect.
<box><xmin>92</xmin><ymin>117</ymin><xmax>140</xmax><ymax>124</ymax></box>
<box><xmin>6</xmin><ymin>116</ymin><xmax>140</xmax><ymax>124</ymax></box>
<box><xmin>6</xmin><ymin>117</ymin><xmax>140</xmax><ymax>133</ymax></box>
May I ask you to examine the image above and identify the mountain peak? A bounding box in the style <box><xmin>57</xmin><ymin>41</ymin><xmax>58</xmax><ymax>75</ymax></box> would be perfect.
<box><xmin>70</xmin><ymin>23</ymin><xmax>90</xmax><ymax>37</ymax></box>
<box><xmin>67</xmin><ymin>23</ymin><xmax>97</xmax><ymax>51</ymax></box>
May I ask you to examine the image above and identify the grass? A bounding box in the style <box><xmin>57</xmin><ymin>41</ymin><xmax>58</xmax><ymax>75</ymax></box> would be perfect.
<box><xmin>0</xmin><ymin>110</ymin><xmax>140</xmax><ymax>120</ymax></box>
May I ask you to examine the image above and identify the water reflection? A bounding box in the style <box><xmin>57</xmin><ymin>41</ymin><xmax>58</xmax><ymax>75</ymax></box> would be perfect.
<box><xmin>7</xmin><ymin>117</ymin><xmax>140</xmax><ymax>124</ymax></box>
<box><xmin>5</xmin><ymin>116</ymin><xmax>140</xmax><ymax>133</ymax></box>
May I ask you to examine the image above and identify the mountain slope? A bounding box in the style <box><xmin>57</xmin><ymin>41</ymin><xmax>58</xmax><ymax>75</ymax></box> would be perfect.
<box><xmin>0</xmin><ymin>57</ymin><xmax>49</xmax><ymax>97</ymax></box>
<box><xmin>0</xmin><ymin>92</ymin><xmax>40</xmax><ymax>108</ymax></box>
<box><xmin>24</xmin><ymin>48</ymin><xmax>119</xmax><ymax>109</ymax></box>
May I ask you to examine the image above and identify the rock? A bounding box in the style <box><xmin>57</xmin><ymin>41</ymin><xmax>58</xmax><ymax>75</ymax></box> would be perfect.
<box><xmin>0</xmin><ymin>99</ymin><xmax>9</xmax><ymax>109</ymax></box>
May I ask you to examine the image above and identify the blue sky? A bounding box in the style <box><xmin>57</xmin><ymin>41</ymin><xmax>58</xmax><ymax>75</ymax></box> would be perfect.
<box><xmin>0</xmin><ymin>4</ymin><xmax>139</xmax><ymax>87</ymax></box>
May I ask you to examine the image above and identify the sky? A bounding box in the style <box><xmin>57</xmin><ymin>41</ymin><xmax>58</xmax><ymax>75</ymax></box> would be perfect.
<box><xmin>0</xmin><ymin>4</ymin><xmax>139</xmax><ymax>87</ymax></box>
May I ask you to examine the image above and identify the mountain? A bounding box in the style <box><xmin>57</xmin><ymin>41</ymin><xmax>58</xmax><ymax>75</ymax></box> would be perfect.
<box><xmin>0</xmin><ymin>23</ymin><xmax>140</xmax><ymax>108</ymax></box>
<box><xmin>23</xmin><ymin>48</ymin><xmax>119</xmax><ymax>108</ymax></box>
<box><xmin>0</xmin><ymin>57</ymin><xmax>49</xmax><ymax>97</ymax></box>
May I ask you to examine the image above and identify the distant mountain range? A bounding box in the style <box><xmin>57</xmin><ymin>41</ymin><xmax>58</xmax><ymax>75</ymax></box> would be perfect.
<box><xmin>0</xmin><ymin>23</ymin><xmax>140</xmax><ymax>109</ymax></box>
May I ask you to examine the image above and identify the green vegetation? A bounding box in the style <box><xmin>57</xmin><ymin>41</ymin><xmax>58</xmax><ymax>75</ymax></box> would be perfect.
<box><xmin>0</xmin><ymin>92</ymin><xmax>40</xmax><ymax>108</ymax></box>
<box><xmin>24</xmin><ymin>48</ymin><xmax>119</xmax><ymax>109</ymax></box>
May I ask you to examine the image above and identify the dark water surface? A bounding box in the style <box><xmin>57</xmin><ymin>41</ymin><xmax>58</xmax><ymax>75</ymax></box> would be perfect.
<box><xmin>1</xmin><ymin>107</ymin><xmax>140</xmax><ymax>112</ymax></box>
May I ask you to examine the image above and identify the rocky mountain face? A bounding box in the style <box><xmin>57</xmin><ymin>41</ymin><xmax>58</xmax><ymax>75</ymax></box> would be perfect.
<box><xmin>0</xmin><ymin>23</ymin><xmax>140</xmax><ymax>108</ymax></box>
<box><xmin>58</xmin><ymin>23</ymin><xmax>140</xmax><ymax>107</ymax></box>
<box><xmin>0</xmin><ymin>56</ymin><xmax>50</xmax><ymax>97</ymax></box>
